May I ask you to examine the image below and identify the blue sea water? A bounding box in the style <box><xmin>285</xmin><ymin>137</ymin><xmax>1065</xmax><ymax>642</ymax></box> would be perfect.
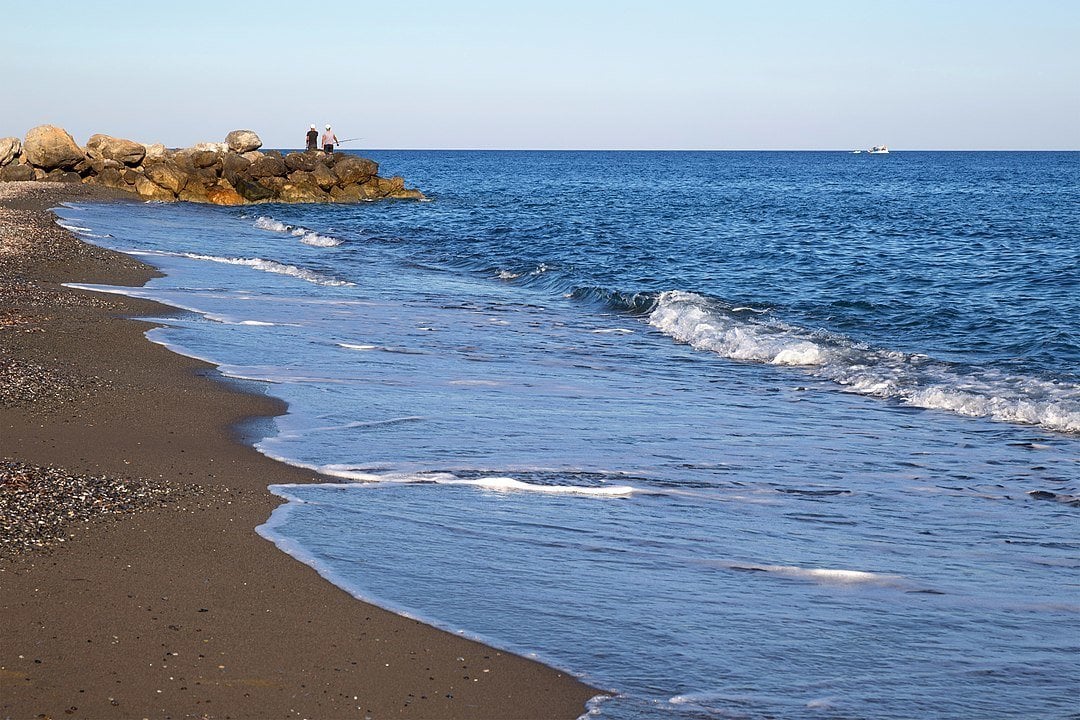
<box><xmin>58</xmin><ymin>151</ymin><xmax>1079</xmax><ymax>719</ymax></box>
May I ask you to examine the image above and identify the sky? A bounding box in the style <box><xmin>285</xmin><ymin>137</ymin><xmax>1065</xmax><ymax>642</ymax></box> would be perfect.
<box><xmin>3</xmin><ymin>0</ymin><xmax>1078</xmax><ymax>150</ymax></box>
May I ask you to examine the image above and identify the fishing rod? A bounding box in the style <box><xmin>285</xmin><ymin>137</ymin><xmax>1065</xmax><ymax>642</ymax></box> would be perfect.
<box><xmin>337</xmin><ymin>138</ymin><xmax>364</xmax><ymax>144</ymax></box>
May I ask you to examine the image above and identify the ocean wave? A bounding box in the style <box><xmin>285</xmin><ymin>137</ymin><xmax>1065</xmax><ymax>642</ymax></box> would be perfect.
<box><xmin>646</xmin><ymin>290</ymin><xmax>1080</xmax><ymax>434</ymax></box>
<box><xmin>496</xmin><ymin>263</ymin><xmax>549</xmax><ymax>281</ymax></box>
<box><xmin>722</xmin><ymin>562</ymin><xmax>910</xmax><ymax>588</ymax></box>
<box><xmin>338</xmin><ymin>342</ymin><xmax>426</xmax><ymax>355</ymax></box>
<box><xmin>295</xmin><ymin>232</ymin><xmax>343</xmax><ymax>247</ymax></box>
<box><xmin>172</xmin><ymin>252</ymin><xmax>353</xmax><ymax>286</ymax></box>
<box><xmin>311</xmin><ymin>467</ymin><xmax>640</xmax><ymax>498</ymax></box>
<box><xmin>253</xmin><ymin>216</ymin><xmax>291</xmax><ymax>233</ymax></box>
<box><xmin>253</xmin><ymin>216</ymin><xmax>344</xmax><ymax>247</ymax></box>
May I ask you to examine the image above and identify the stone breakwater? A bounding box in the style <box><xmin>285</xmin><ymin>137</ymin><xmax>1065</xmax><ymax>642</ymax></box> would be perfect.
<box><xmin>0</xmin><ymin>126</ymin><xmax>424</xmax><ymax>205</ymax></box>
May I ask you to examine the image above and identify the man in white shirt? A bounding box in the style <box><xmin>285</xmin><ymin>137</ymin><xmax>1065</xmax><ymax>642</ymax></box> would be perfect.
<box><xmin>321</xmin><ymin>125</ymin><xmax>339</xmax><ymax>153</ymax></box>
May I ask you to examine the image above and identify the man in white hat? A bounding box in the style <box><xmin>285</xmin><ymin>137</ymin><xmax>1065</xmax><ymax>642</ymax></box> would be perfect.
<box><xmin>321</xmin><ymin>124</ymin><xmax>339</xmax><ymax>154</ymax></box>
<box><xmin>305</xmin><ymin>123</ymin><xmax>319</xmax><ymax>151</ymax></box>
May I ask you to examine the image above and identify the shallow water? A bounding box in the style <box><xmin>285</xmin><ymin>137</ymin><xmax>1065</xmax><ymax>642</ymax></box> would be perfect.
<box><xmin>60</xmin><ymin>150</ymin><xmax>1079</xmax><ymax>718</ymax></box>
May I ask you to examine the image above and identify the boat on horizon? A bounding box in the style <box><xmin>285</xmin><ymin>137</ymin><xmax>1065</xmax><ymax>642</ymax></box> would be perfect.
<box><xmin>868</xmin><ymin>145</ymin><xmax>889</xmax><ymax>154</ymax></box>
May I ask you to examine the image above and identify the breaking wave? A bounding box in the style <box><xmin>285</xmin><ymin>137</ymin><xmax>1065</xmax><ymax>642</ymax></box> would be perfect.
<box><xmin>288</xmin><ymin>466</ymin><xmax>642</xmax><ymax>498</ymax></box>
<box><xmin>133</xmin><ymin>249</ymin><xmax>354</xmax><ymax>286</ymax></box>
<box><xmin>642</xmin><ymin>290</ymin><xmax>1079</xmax><ymax>434</ymax></box>
<box><xmin>253</xmin><ymin>216</ymin><xmax>344</xmax><ymax>247</ymax></box>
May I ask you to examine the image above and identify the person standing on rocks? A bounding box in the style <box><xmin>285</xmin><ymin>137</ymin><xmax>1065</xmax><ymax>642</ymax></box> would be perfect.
<box><xmin>306</xmin><ymin>124</ymin><xmax>319</xmax><ymax>151</ymax></box>
<box><xmin>321</xmin><ymin>124</ymin><xmax>339</xmax><ymax>154</ymax></box>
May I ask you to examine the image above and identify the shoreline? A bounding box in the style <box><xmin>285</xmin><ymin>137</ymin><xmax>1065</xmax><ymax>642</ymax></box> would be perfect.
<box><xmin>0</xmin><ymin>182</ymin><xmax>599</xmax><ymax>719</ymax></box>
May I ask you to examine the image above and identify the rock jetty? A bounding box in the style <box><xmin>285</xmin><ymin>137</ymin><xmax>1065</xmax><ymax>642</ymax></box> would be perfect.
<box><xmin>0</xmin><ymin>126</ymin><xmax>424</xmax><ymax>205</ymax></box>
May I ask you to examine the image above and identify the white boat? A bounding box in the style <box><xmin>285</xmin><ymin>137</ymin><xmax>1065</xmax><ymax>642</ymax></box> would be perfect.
<box><xmin>851</xmin><ymin>150</ymin><xmax>862</xmax><ymax>154</ymax></box>
<box><xmin>868</xmin><ymin>145</ymin><xmax>889</xmax><ymax>154</ymax></box>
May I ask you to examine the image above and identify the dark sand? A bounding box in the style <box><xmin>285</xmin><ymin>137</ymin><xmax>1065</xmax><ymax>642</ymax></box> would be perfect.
<box><xmin>0</xmin><ymin>182</ymin><xmax>599</xmax><ymax>719</ymax></box>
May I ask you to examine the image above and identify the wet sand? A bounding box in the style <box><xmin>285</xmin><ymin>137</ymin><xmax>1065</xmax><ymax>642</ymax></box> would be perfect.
<box><xmin>0</xmin><ymin>182</ymin><xmax>598</xmax><ymax>719</ymax></box>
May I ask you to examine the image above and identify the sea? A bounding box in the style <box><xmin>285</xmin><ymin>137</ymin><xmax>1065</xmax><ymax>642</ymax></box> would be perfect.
<box><xmin>56</xmin><ymin>151</ymin><xmax>1079</xmax><ymax>719</ymax></box>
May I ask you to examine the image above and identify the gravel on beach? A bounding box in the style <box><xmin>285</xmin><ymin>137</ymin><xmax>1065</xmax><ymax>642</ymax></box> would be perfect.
<box><xmin>0</xmin><ymin>460</ymin><xmax>203</xmax><ymax>557</ymax></box>
<box><xmin>1</xmin><ymin>182</ymin><xmax>170</xmax><ymax>556</ymax></box>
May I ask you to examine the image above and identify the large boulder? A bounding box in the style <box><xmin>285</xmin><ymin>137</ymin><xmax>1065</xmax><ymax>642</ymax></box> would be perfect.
<box><xmin>284</xmin><ymin>151</ymin><xmax>320</xmax><ymax>172</ymax></box>
<box><xmin>248</xmin><ymin>153</ymin><xmax>286</xmax><ymax>178</ymax></box>
<box><xmin>23</xmin><ymin>125</ymin><xmax>84</xmax><ymax>170</ymax></box>
<box><xmin>259</xmin><ymin>176</ymin><xmax>287</xmax><ymax>195</ymax></box>
<box><xmin>192</xmin><ymin>142</ymin><xmax>226</xmax><ymax>154</ymax></box>
<box><xmin>190</xmin><ymin>167</ymin><xmax>220</xmax><ymax>188</ymax></box>
<box><xmin>206</xmin><ymin>183</ymin><xmax>245</xmax><ymax>206</ymax></box>
<box><xmin>1</xmin><ymin>163</ymin><xmax>35</xmax><ymax>181</ymax></box>
<box><xmin>0</xmin><ymin>137</ymin><xmax>21</xmax><ymax>166</ymax></box>
<box><xmin>233</xmin><ymin>176</ymin><xmax>274</xmax><ymax>202</ymax></box>
<box><xmin>310</xmin><ymin>163</ymin><xmax>337</xmax><ymax>190</ymax></box>
<box><xmin>88</xmin><ymin>156</ymin><xmax>123</xmax><ymax>174</ymax></box>
<box><xmin>225</xmin><ymin>129</ymin><xmax>261</xmax><ymax>153</ymax></box>
<box><xmin>45</xmin><ymin>169</ymin><xmax>82</xmax><ymax>183</ymax></box>
<box><xmin>178</xmin><ymin>182</ymin><xmax>210</xmax><ymax>203</ymax></box>
<box><xmin>330</xmin><ymin>184</ymin><xmax>365</xmax><ymax>203</ymax></box>
<box><xmin>278</xmin><ymin>177</ymin><xmax>329</xmax><ymax>203</ymax></box>
<box><xmin>221</xmin><ymin>152</ymin><xmax>251</xmax><ymax>184</ymax></box>
<box><xmin>134</xmin><ymin>174</ymin><xmax>176</xmax><ymax>201</ymax></box>
<box><xmin>144</xmin><ymin>160</ymin><xmax>188</xmax><ymax>193</ymax></box>
<box><xmin>379</xmin><ymin>176</ymin><xmax>405</xmax><ymax>193</ymax></box>
<box><xmin>144</xmin><ymin>143</ymin><xmax>168</xmax><ymax>160</ymax></box>
<box><xmin>85</xmin><ymin>134</ymin><xmax>145</xmax><ymax>166</ymax></box>
<box><xmin>392</xmin><ymin>187</ymin><xmax>427</xmax><ymax>201</ymax></box>
<box><xmin>94</xmin><ymin>167</ymin><xmax>127</xmax><ymax>190</ymax></box>
<box><xmin>192</xmin><ymin>150</ymin><xmax>220</xmax><ymax>169</ymax></box>
<box><xmin>332</xmin><ymin>155</ymin><xmax>378</xmax><ymax>185</ymax></box>
<box><xmin>168</xmin><ymin>150</ymin><xmax>197</xmax><ymax>174</ymax></box>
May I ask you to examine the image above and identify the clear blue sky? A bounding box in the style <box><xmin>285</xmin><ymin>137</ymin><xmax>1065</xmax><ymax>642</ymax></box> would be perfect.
<box><xmin>3</xmin><ymin>0</ymin><xmax>1077</xmax><ymax>149</ymax></box>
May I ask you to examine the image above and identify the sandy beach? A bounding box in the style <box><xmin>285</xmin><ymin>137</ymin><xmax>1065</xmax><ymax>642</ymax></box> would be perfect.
<box><xmin>0</xmin><ymin>182</ymin><xmax>598</xmax><ymax>719</ymax></box>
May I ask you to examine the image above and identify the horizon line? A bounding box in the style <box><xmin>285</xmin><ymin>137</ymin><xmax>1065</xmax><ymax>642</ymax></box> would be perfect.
<box><xmin>315</xmin><ymin>147</ymin><xmax>1080</xmax><ymax>153</ymax></box>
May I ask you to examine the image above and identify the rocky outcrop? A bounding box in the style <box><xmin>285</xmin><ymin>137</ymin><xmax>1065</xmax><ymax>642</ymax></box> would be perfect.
<box><xmin>0</xmin><ymin>125</ymin><xmax>425</xmax><ymax>205</ymax></box>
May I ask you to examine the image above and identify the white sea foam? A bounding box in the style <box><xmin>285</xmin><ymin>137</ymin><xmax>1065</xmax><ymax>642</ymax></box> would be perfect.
<box><xmin>497</xmin><ymin>264</ymin><xmax>549</xmax><ymax>281</ymax></box>
<box><xmin>254</xmin><ymin>216</ymin><xmax>292</xmax><ymax>233</ymax></box>
<box><xmin>726</xmin><ymin>562</ymin><xmax>907</xmax><ymax>587</ymax></box>
<box><xmin>648</xmin><ymin>290</ymin><xmax>1080</xmax><ymax>434</ymax></box>
<box><xmin>649</xmin><ymin>290</ymin><xmax>827</xmax><ymax>366</ymax></box>
<box><xmin>57</xmin><ymin>221</ymin><xmax>112</xmax><ymax>239</ymax></box>
<box><xmin>175</xmin><ymin>252</ymin><xmax>353</xmax><ymax>286</ymax></box>
<box><xmin>758</xmin><ymin>565</ymin><xmax>903</xmax><ymax>585</ymax></box>
<box><xmin>254</xmin><ymin>216</ymin><xmax>344</xmax><ymax>247</ymax></box>
<box><xmin>338</xmin><ymin>342</ymin><xmax>424</xmax><ymax>354</ymax></box>
<box><xmin>295</xmin><ymin>231</ymin><xmax>343</xmax><ymax>247</ymax></box>
<box><xmin>310</xmin><ymin>466</ymin><xmax>639</xmax><ymax>497</ymax></box>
